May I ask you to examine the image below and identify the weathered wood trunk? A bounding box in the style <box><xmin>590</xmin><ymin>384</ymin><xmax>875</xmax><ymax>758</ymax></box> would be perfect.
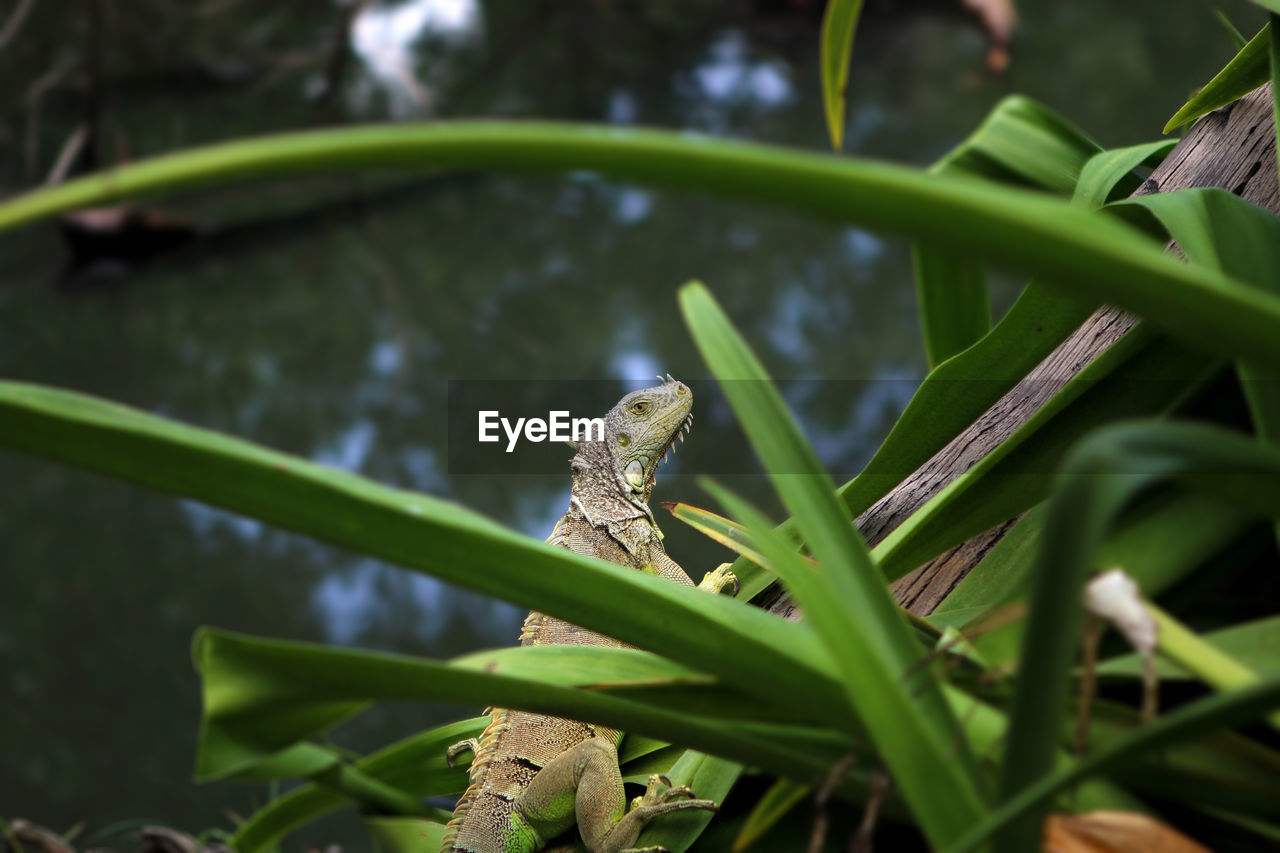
<box><xmin>764</xmin><ymin>84</ymin><xmax>1280</xmax><ymax>621</ymax></box>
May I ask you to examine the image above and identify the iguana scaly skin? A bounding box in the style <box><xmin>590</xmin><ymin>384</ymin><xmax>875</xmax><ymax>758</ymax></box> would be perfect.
<box><xmin>442</xmin><ymin>378</ymin><xmax>736</xmax><ymax>853</ymax></box>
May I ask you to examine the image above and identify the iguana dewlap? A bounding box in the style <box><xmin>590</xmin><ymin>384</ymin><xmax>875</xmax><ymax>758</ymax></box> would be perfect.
<box><xmin>443</xmin><ymin>378</ymin><xmax>736</xmax><ymax>853</ymax></box>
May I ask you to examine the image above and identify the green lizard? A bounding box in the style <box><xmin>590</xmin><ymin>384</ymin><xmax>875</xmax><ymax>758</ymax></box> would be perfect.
<box><xmin>442</xmin><ymin>377</ymin><xmax>736</xmax><ymax>853</ymax></box>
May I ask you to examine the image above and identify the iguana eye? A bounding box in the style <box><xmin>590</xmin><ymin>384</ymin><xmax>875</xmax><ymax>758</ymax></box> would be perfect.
<box><xmin>630</xmin><ymin>400</ymin><xmax>650</xmax><ymax>415</ymax></box>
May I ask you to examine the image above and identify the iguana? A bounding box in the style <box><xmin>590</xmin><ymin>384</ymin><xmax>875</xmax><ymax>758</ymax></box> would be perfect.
<box><xmin>442</xmin><ymin>377</ymin><xmax>736</xmax><ymax>853</ymax></box>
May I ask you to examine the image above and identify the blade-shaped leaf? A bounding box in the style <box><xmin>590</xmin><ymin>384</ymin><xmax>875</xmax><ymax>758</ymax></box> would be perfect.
<box><xmin>0</xmin><ymin>381</ymin><xmax>836</xmax><ymax>713</ymax></box>
<box><xmin>230</xmin><ymin>718</ymin><xmax>483</xmax><ymax>851</ymax></box>
<box><xmin>703</xmin><ymin>482</ymin><xmax>987</xmax><ymax>847</ymax></box>
<box><xmin>195</xmin><ymin>628</ymin><xmax>847</xmax><ymax>785</ymax></box>
<box><xmin>679</xmin><ymin>281</ymin><xmax>987</xmax><ymax>847</ymax></box>
<box><xmin>0</xmin><ymin>124</ymin><xmax>1276</xmax><ymax>366</ymax></box>
<box><xmin>913</xmin><ymin>248</ymin><xmax>990</xmax><ymax>368</ymax></box>
<box><xmin>914</xmin><ymin>97</ymin><xmax>1101</xmax><ymax>366</ymax></box>
<box><xmin>933</xmin><ymin>96</ymin><xmax>1102</xmax><ymax>193</ymax></box>
<box><xmin>1164</xmin><ymin>22</ymin><xmax>1272</xmax><ymax>132</ymax></box>
<box><xmin>662</xmin><ymin>501</ymin><xmax>777</xmax><ymax>599</ymax></box>
<box><xmin>1273</xmin><ymin>14</ymin><xmax>1280</xmax><ymax>177</ymax></box>
<box><xmin>1073</xmin><ymin>140</ymin><xmax>1177</xmax><ymax>209</ymax></box>
<box><xmin>819</xmin><ymin>0</ymin><xmax>865</xmax><ymax>150</ymax></box>
<box><xmin>635</xmin><ymin>751</ymin><xmax>743</xmax><ymax>853</ymax></box>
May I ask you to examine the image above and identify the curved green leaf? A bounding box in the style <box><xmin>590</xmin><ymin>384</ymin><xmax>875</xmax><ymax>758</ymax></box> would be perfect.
<box><xmin>663</xmin><ymin>501</ymin><xmax>777</xmax><ymax>599</ymax></box>
<box><xmin>680</xmin><ymin>281</ymin><xmax>985</xmax><ymax>848</ymax></box>
<box><xmin>907</xmin><ymin>97</ymin><xmax>1099</xmax><ymax>367</ymax></box>
<box><xmin>0</xmin><ymin>381</ymin><xmax>835</xmax><ymax>714</ymax></box>
<box><xmin>913</xmin><ymin>248</ymin><xmax>990</xmax><ymax>369</ymax></box>
<box><xmin>1164</xmin><ymin>22</ymin><xmax>1272</xmax><ymax>132</ymax></box>
<box><xmin>0</xmin><ymin>124</ymin><xmax>1276</xmax><ymax>367</ymax></box>
<box><xmin>933</xmin><ymin>96</ymin><xmax>1102</xmax><ymax>192</ymax></box>
<box><xmin>1073</xmin><ymin>140</ymin><xmax>1177</xmax><ymax>209</ymax></box>
<box><xmin>195</xmin><ymin>628</ymin><xmax>847</xmax><ymax>785</ymax></box>
<box><xmin>819</xmin><ymin>0</ymin><xmax>865</xmax><ymax>150</ymax></box>
<box><xmin>635</xmin><ymin>750</ymin><xmax>743</xmax><ymax>853</ymax></box>
<box><xmin>230</xmin><ymin>718</ymin><xmax>483</xmax><ymax>852</ymax></box>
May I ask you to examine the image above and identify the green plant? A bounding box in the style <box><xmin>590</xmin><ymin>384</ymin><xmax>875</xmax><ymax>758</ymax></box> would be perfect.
<box><xmin>2</xmin><ymin>2</ymin><xmax>1280</xmax><ymax>851</ymax></box>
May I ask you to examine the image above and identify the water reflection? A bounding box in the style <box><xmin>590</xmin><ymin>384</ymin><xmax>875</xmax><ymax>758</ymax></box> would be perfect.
<box><xmin>349</xmin><ymin>0</ymin><xmax>484</xmax><ymax>115</ymax></box>
<box><xmin>681</xmin><ymin>29</ymin><xmax>794</xmax><ymax>131</ymax></box>
<box><xmin>0</xmin><ymin>0</ymin><xmax>1266</xmax><ymax>846</ymax></box>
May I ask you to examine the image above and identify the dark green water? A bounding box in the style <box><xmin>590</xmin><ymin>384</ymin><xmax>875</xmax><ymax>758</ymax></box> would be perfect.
<box><xmin>0</xmin><ymin>0</ymin><xmax>1264</xmax><ymax>847</ymax></box>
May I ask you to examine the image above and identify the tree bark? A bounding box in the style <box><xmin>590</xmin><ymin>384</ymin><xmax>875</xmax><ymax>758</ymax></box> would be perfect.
<box><xmin>764</xmin><ymin>84</ymin><xmax>1280</xmax><ymax>621</ymax></box>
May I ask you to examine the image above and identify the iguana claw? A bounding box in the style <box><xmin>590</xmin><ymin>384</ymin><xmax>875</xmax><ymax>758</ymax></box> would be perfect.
<box><xmin>698</xmin><ymin>562</ymin><xmax>739</xmax><ymax>597</ymax></box>
<box><xmin>446</xmin><ymin>737</ymin><xmax>480</xmax><ymax>769</ymax></box>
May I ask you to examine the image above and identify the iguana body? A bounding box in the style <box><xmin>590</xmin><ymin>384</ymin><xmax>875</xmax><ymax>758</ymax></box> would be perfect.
<box><xmin>443</xmin><ymin>379</ymin><xmax>734</xmax><ymax>853</ymax></box>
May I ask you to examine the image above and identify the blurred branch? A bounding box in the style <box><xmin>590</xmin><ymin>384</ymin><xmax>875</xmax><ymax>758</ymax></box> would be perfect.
<box><xmin>22</xmin><ymin>53</ymin><xmax>77</xmax><ymax>180</ymax></box>
<box><xmin>45</xmin><ymin>123</ymin><xmax>88</xmax><ymax>185</ymax></box>
<box><xmin>316</xmin><ymin>0</ymin><xmax>373</xmax><ymax>105</ymax></box>
<box><xmin>0</xmin><ymin>0</ymin><xmax>34</xmax><ymax>52</ymax></box>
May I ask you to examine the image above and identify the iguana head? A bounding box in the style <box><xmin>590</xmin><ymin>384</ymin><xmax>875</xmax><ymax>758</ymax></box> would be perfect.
<box><xmin>573</xmin><ymin>376</ymin><xmax>692</xmax><ymax>511</ymax></box>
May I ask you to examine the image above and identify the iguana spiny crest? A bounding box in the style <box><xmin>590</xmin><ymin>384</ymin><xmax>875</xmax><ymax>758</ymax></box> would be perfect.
<box><xmin>569</xmin><ymin>375</ymin><xmax>692</xmax><ymax>527</ymax></box>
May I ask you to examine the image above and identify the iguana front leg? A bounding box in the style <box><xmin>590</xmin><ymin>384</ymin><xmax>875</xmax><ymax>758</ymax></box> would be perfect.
<box><xmin>516</xmin><ymin>737</ymin><xmax>716</xmax><ymax>853</ymax></box>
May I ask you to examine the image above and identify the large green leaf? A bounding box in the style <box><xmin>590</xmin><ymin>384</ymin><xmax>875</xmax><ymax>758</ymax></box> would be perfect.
<box><xmin>912</xmin><ymin>248</ymin><xmax>991</xmax><ymax>369</ymax></box>
<box><xmin>634</xmin><ymin>750</ymin><xmax>743</xmax><ymax>853</ymax></box>
<box><xmin>1164</xmin><ymin>22</ymin><xmax>1272</xmax><ymax>132</ymax></box>
<box><xmin>932</xmin><ymin>96</ymin><xmax>1102</xmax><ymax>192</ymax></box>
<box><xmin>194</xmin><ymin>629</ymin><xmax>848</xmax><ymax>785</ymax></box>
<box><xmin>819</xmin><ymin>0</ymin><xmax>865</xmax><ymax>151</ymax></box>
<box><xmin>1072</xmin><ymin>140</ymin><xmax>1177</xmax><ymax>209</ymax></box>
<box><xmin>0</xmin><ymin>124</ymin><xmax>1278</xmax><ymax>367</ymax></box>
<box><xmin>0</xmin><ymin>381</ymin><xmax>839</xmax><ymax>713</ymax></box>
<box><xmin>1114</xmin><ymin>188</ymin><xmax>1280</xmax><ymax>282</ymax></box>
<box><xmin>912</xmin><ymin>96</ymin><xmax>1101</xmax><ymax>367</ymax></box>
<box><xmin>230</xmin><ymin>719</ymin><xmax>483</xmax><ymax>851</ymax></box>
<box><xmin>995</xmin><ymin>421</ymin><xmax>1280</xmax><ymax>852</ymax></box>
<box><xmin>679</xmin><ymin>282</ymin><xmax>986</xmax><ymax>848</ymax></box>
